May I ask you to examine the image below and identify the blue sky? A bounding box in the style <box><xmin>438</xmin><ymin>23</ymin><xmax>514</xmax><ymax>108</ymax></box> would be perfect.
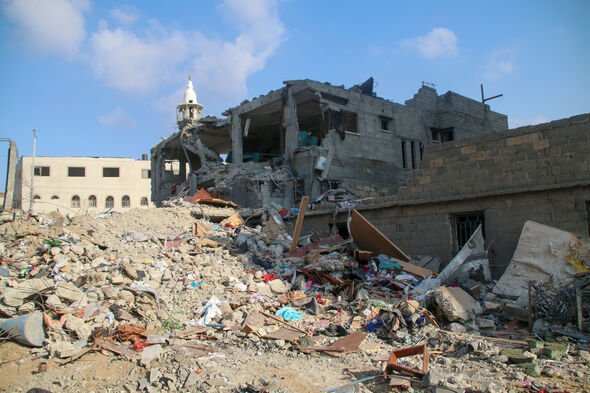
<box><xmin>0</xmin><ymin>0</ymin><xmax>589</xmax><ymax>169</ymax></box>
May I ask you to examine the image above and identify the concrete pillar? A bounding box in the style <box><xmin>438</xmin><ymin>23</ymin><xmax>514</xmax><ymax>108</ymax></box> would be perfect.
<box><xmin>283</xmin><ymin>86</ymin><xmax>299</xmax><ymax>162</ymax></box>
<box><xmin>3</xmin><ymin>141</ymin><xmax>17</xmax><ymax>210</ymax></box>
<box><xmin>179</xmin><ymin>154</ymin><xmax>187</xmax><ymax>180</ymax></box>
<box><xmin>231</xmin><ymin>110</ymin><xmax>243</xmax><ymax>164</ymax></box>
<box><xmin>150</xmin><ymin>147</ymin><xmax>162</xmax><ymax>206</ymax></box>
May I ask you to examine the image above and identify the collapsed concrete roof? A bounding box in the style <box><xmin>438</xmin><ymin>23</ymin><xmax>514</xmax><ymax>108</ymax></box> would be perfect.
<box><xmin>151</xmin><ymin>78</ymin><xmax>508</xmax><ymax>209</ymax></box>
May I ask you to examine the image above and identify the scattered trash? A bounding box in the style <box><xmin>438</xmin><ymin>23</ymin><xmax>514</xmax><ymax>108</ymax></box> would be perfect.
<box><xmin>0</xmin><ymin>203</ymin><xmax>588</xmax><ymax>392</ymax></box>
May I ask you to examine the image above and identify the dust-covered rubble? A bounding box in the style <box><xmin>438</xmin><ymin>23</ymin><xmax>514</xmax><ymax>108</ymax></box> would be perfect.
<box><xmin>0</xmin><ymin>205</ymin><xmax>588</xmax><ymax>393</ymax></box>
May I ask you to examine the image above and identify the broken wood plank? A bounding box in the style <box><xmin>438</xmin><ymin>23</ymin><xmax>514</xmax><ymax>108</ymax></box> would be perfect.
<box><xmin>349</xmin><ymin>209</ymin><xmax>433</xmax><ymax>278</ymax></box>
<box><xmin>95</xmin><ymin>338</ymin><xmax>137</xmax><ymax>358</ymax></box>
<box><xmin>284</xmin><ymin>234</ymin><xmax>345</xmax><ymax>258</ymax></box>
<box><xmin>56</xmin><ymin>347</ymin><xmax>93</xmax><ymax>365</ymax></box>
<box><xmin>576</xmin><ymin>287</ymin><xmax>583</xmax><ymax>331</ymax></box>
<box><xmin>260</xmin><ymin>311</ymin><xmax>308</xmax><ymax>335</ymax></box>
<box><xmin>442</xmin><ymin>330</ymin><xmax>529</xmax><ymax>346</ymax></box>
<box><xmin>290</xmin><ymin>196</ymin><xmax>309</xmax><ymax>252</ymax></box>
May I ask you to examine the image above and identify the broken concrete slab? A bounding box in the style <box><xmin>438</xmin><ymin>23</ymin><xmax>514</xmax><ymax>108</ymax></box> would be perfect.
<box><xmin>268</xmin><ymin>279</ymin><xmax>290</xmax><ymax>294</ymax></box>
<box><xmin>55</xmin><ymin>282</ymin><xmax>85</xmax><ymax>303</ymax></box>
<box><xmin>141</xmin><ymin>344</ymin><xmax>163</xmax><ymax>367</ymax></box>
<box><xmin>64</xmin><ymin>315</ymin><xmax>92</xmax><ymax>341</ymax></box>
<box><xmin>434</xmin><ymin>286</ymin><xmax>482</xmax><ymax>322</ymax></box>
<box><xmin>2</xmin><ymin>278</ymin><xmax>54</xmax><ymax>307</ymax></box>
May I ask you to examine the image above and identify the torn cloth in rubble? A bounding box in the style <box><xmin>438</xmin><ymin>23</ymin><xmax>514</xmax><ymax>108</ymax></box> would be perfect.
<box><xmin>493</xmin><ymin>221</ymin><xmax>590</xmax><ymax>305</ymax></box>
<box><xmin>195</xmin><ymin>296</ymin><xmax>223</xmax><ymax>325</ymax></box>
<box><xmin>276</xmin><ymin>307</ymin><xmax>303</xmax><ymax>321</ymax></box>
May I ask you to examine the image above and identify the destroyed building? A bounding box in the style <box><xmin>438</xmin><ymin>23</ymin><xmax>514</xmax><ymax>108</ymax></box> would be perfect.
<box><xmin>304</xmin><ymin>113</ymin><xmax>590</xmax><ymax>278</ymax></box>
<box><xmin>151</xmin><ymin>78</ymin><xmax>508</xmax><ymax>208</ymax></box>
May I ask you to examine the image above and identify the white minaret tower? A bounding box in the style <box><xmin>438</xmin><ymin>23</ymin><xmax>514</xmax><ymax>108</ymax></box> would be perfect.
<box><xmin>176</xmin><ymin>76</ymin><xmax>203</xmax><ymax>128</ymax></box>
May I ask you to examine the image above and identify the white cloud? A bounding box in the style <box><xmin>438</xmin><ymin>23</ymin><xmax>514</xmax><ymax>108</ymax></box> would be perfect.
<box><xmin>510</xmin><ymin>115</ymin><xmax>548</xmax><ymax>129</ymax></box>
<box><xmin>90</xmin><ymin>0</ymin><xmax>285</xmax><ymax>99</ymax></box>
<box><xmin>368</xmin><ymin>45</ymin><xmax>385</xmax><ymax>57</ymax></box>
<box><xmin>3</xmin><ymin>0</ymin><xmax>286</xmax><ymax>114</ymax></box>
<box><xmin>90</xmin><ymin>27</ymin><xmax>190</xmax><ymax>94</ymax></box>
<box><xmin>403</xmin><ymin>28</ymin><xmax>458</xmax><ymax>59</ymax></box>
<box><xmin>484</xmin><ymin>48</ymin><xmax>516</xmax><ymax>81</ymax></box>
<box><xmin>2</xmin><ymin>0</ymin><xmax>89</xmax><ymax>59</ymax></box>
<box><xmin>110</xmin><ymin>5</ymin><xmax>139</xmax><ymax>25</ymax></box>
<box><xmin>97</xmin><ymin>107</ymin><xmax>136</xmax><ymax>128</ymax></box>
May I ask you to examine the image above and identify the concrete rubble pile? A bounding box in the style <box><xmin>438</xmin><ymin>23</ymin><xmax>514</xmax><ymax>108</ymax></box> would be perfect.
<box><xmin>0</xmin><ymin>200</ymin><xmax>588</xmax><ymax>393</ymax></box>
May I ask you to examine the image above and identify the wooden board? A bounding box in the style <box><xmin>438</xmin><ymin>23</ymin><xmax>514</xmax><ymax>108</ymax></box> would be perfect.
<box><xmin>290</xmin><ymin>196</ymin><xmax>309</xmax><ymax>252</ymax></box>
<box><xmin>349</xmin><ymin>209</ymin><xmax>433</xmax><ymax>278</ymax></box>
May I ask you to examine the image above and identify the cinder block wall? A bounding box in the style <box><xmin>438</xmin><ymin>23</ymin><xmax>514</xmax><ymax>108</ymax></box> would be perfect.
<box><xmin>397</xmin><ymin>114</ymin><xmax>590</xmax><ymax>202</ymax></box>
<box><xmin>304</xmin><ymin>114</ymin><xmax>590</xmax><ymax>277</ymax></box>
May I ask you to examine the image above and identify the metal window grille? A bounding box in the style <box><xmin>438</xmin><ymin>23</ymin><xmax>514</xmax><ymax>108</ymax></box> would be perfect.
<box><xmin>451</xmin><ymin>211</ymin><xmax>485</xmax><ymax>251</ymax></box>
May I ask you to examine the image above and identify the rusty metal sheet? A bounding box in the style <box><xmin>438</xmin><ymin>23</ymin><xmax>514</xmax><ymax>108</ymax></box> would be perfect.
<box><xmin>264</xmin><ymin>327</ymin><xmax>305</xmax><ymax>342</ymax></box>
<box><xmin>301</xmin><ymin>332</ymin><xmax>367</xmax><ymax>353</ymax></box>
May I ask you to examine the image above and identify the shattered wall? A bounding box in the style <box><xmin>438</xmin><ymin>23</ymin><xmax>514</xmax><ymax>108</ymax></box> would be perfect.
<box><xmin>304</xmin><ymin>114</ymin><xmax>590</xmax><ymax>277</ymax></box>
<box><xmin>405</xmin><ymin>86</ymin><xmax>508</xmax><ymax>140</ymax></box>
<box><xmin>286</xmin><ymin>81</ymin><xmax>507</xmax><ymax>200</ymax></box>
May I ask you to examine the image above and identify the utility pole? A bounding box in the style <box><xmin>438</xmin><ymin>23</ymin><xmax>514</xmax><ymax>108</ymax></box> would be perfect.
<box><xmin>29</xmin><ymin>128</ymin><xmax>37</xmax><ymax>213</ymax></box>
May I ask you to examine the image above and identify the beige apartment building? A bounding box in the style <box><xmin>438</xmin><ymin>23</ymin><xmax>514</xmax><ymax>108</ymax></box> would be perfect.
<box><xmin>14</xmin><ymin>156</ymin><xmax>152</xmax><ymax>214</ymax></box>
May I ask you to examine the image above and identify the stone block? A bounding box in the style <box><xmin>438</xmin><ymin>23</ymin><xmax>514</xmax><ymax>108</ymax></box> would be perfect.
<box><xmin>434</xmin><ymin>286</ymin><xmax>482</xmax><ymax>322</ymax></box>
<box><xmin>500</xmin><ymin>348</ymin><xmax>536</xmax><ymax>364</ymax></box>
<box><xmin>533</xmin><ymin>139</ymin><xmax>550</xmax><ymax>151</ymax></box>
<box><xmin>431</xmin><ymin>157</ymin><xmax>444</xmax><ymax>167</ymax></box>
<box><xmin>56</xmin><ymin>282</ymin><xmax>85</xmax><ymax>303</ymax></box>
<box><xmin>543</xmin><ymin>342</ymin><xmax>568</xmax><ymax>359</ymax></box>
<box><xmin>506</xmin><ymin>133</ymin><xmax>539</xmax><ymax>146</ymax></box>
<box><xmin>461</xmin><ymin>144</ymin><xmax>476</xmax><ymax>154</ymax></box>
<box><xmin>522</xmin><ymin>363</ymin><xmax>542</xmax><ymax>377</ymax></box>
<box><xmin>418</xmin><ymin>175</ymin><xmax>431</xmax><ymax>185</ymax></box>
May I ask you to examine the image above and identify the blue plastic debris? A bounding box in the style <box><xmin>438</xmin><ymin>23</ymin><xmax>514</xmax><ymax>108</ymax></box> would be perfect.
<box><xmin>276</xmin><ymin>307</ymin><xmax>303</xmax><ymax>321</ymax></box>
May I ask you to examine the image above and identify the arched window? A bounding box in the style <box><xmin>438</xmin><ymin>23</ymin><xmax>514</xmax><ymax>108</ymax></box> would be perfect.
<box><xmin>88</xmin><ymin>195</ymin><xmax>97</xmax><ymax>208</ymax></box>
<box><xmin>33</xmin><ymin>195</ymin><xmax>41</xmax><ymax>200</ymax></box>
<box><xmin>71</xmin><ymin>195</ymin><xmax>80</xmax><ymax>208</ymax></box>
<box><xmin>122</xmin><ymin>195</ymin><xmax>130</xmax><ymax>208</ymax></box>
<box><xmin>51</xmin><ymin>195</ymin><xmax>59</xmax><ymax>200</ymax></box>
<box><xmin>105</xmin><ymin>196</ymin><xmax>114</xmax><ymax>209</ymax></box>
<box><xmin>140</xmin><ymin>197</ymin><xmax>149</xmax><ymax>206</ymax></box>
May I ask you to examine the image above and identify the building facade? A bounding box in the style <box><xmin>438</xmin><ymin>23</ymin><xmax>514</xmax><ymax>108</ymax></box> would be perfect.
<box><xmin>14</xmin><ymin>156</ymin><xmax>152</xmax><ymax>214</ymax></box>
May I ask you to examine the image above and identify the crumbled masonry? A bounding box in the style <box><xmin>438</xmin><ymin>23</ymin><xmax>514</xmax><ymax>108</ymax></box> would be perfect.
<box><xmin>0</xmin><ymin>201</ymin><xmax>588</xmax><ymax>393</ymax></box>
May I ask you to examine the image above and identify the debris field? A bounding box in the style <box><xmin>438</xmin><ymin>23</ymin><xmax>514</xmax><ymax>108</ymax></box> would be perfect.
<box><xmin>0</xmin><ymin>194</ymin><xmax>589</xmax><ymax>393</ymax></box>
